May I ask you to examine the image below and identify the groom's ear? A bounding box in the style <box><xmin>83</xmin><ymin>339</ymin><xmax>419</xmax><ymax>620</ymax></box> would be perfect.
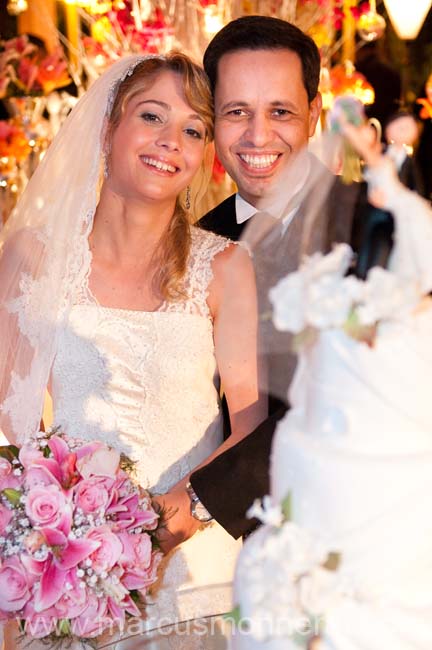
<box><xmin>308</xmin><ymin>92</ymin><xmax>322</xmax><ymax>138</ymax></box>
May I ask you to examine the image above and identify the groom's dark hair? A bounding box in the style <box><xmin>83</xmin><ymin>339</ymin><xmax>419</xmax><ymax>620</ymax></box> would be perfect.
<box><xmin>203</xmin><ymin>15</ymin><xmax>321</xmax><ymax>103</ymax></box>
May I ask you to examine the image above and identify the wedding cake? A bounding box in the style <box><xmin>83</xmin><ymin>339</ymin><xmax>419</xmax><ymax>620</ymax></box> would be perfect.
<box><xmin>231</xmin><ymin>163</ymin><xmax>432</xmax><ymax>650</ymax></box>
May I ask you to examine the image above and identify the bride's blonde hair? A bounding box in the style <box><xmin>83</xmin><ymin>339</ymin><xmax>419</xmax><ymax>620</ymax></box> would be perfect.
<box><xmin>106</xmin><ymin>53</ymin><xmax>214</xmax><ymax>301</ymax></box>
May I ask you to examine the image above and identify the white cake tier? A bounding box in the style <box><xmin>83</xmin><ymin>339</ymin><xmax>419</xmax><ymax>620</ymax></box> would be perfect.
<box><xmin>232</xmin><ymin>304</ymin><xmax>432</xmax><ymax>650</ymax></box>
<box><xmin>275</xmin><ymin>307</ymin><xmax>432</xmax><ymax>648</ymax></box>
<box><xmin>233</xmin><ymin>436</ymin><xmax>432</xmax><ymax>650</ymax></box>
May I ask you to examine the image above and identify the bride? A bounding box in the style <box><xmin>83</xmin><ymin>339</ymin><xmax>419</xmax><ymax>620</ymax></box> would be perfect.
<box><xmin>0</xmin><ymin>53</ymin><xmax>266</xmax><ymax>648</ymax></box>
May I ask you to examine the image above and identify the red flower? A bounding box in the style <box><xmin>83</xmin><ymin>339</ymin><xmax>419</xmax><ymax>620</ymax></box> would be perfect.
<box><xmin>4</xmin><ymin>35</ymin><xmax>36</xmax><ymax>57</ymax></box>
<box><xmin>351</xmin><ymin>1</ymin><xmax>370</xmax><ymax>19</ymax></box>
<box><xmin>36</xmin><ymin>49</ymin><xmax>71</xmax><ymax>95</ymax></box>
<box><xmin>17</xmin><ymin>56</ymin><xmax>40</xmax><ymax>93</ymax></box>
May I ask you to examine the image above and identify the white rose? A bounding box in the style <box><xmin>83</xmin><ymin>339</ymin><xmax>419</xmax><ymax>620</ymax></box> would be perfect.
<box><xmin>277</xmin><ymin>523</ymin><xmax>330</xmax><ymax>576</ymax></box>
<box><xmin>303</xmin><ymin>244</ymin><xmax>353</xmax><ymax>282</ymax></box>
<box><xmin>269</xmin><ymin>272</ymin><xmax>306</xmax><ymax>333</ymax></box>
<box><xmin>76</xmin><ymin>446</ymin><xmax>121</xmax><ymax>479</ymax></box>
<box><xmin>357</xmin><ymin>267</ymin><xmax>419</xmax><ymax>325</ymax></box>
<box><xmin>306</xmin><ymin>276</ymin><xmax>353</xmax><ymax>329</ymax></box>
<box><xmin>247</xmin><ymin>496</ymin><xmax>283</xmax><ymax>527</ymax></box>
<box><xmin>299</xmin><ymin>567</ymin><xmax>341</xmax><ymax>616</ymax></box>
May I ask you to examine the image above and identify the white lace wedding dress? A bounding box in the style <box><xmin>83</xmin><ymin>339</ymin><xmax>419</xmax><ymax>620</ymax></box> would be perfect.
<box><xmin>31</xmin><ymin>226</ymin><xmax>240</xmax><ymax>649</ymax></box>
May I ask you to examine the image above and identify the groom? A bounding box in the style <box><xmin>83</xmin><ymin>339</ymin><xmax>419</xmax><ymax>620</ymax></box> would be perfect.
<box><xmin>155</xmin><ymin>15</ymin><xmax>355</xmax><ymax>548</ymax></box>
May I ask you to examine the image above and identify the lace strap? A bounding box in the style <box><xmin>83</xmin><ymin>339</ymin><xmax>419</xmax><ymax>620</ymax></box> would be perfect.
<box><xmin>163</xmin><ymin>227</ymin><xmax>233</xmax><ymax>318</ymax></box>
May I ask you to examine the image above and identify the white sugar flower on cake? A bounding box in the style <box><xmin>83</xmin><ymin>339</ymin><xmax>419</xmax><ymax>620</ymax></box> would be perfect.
<box><xmin>269</xmin><ymin>243</ymin><xmax>420</xmax><ymax>346</ymax></box>
<box><xmin>232</xmin><ymin>496</ymin><xmax>343</xmax><ymax>648</ymax></box>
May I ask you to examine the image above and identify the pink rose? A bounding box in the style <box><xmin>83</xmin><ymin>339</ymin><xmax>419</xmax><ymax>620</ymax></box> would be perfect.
<box><xmin>76</xmin><ymin>446</ymin><xmax>120</xmax><ymax>479</ymax></box>
<box><xmin>0</xmin><ymin>503</ymin><xmax>13</xmax><ymax>533</ymax></box>
<box><xmin>70</xmin><ymin>593</ymin><xmax>111</xmax><ymax>638</ymax></box>
<box><xmin>0</xmin><ymin>457</ymin><xmax>12</xmax><ymax>481</ymax></box>
<box><xmin>119</xmin><ymin>532</ymin><xmax>152</xmax><ymax>568</ymax></box>
<box><xmin>0</xmin><ymin>557</ymin><xmax>31</xmax><ymax>612</ymax></box>
<box><xmin>74</xmin><ymin>476</ymin><xmax>112</xmax><ymax>514</ymax></box>
<box><xmin>133</xmin><ymin>534</ymin><xmax>153</xmax><ymax>567</ymax></box>
<box><xmin>119</xmin><ymin>533</ymin><xmax>162</xmax><ymax>592</ymax></box>
<box><xmin>0</xmin><ymin>474</ymin><xmax>22</xmax><ymax>491</ymax></box>
<box><xmin>122</xmin><ymin>550</ymin><xmax>162</xmax><ymax>592</ymax></box>
<box><xmin>0</xmin><ymin>457</ymin><xmax>22</xmax><ymax>491</ymax></box>
<box><xmin>25</xmin><ymin>484</ymin><xmax>67</xmax><ymax>528</ymax></box>
<box><xmin>86</xmin><ymin>526</ymin><xmax>122</xmax><ymax>574</ymax></box>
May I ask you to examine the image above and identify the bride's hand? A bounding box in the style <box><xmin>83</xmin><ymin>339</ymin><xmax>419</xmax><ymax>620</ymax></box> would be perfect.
<box><xmin>152</xmin><ymin>487</ymin><xmax>201</xmax><ymax>554</ymax></box>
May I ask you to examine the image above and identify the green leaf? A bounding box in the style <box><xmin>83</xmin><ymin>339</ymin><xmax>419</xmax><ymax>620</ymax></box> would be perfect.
<box><xmin>2</xmin><ymin>487</ymin><xmax>22</xmax><ymax>506</ymax></box>
<box><xmin>291</xmin><ymin>613</ymin><xmax>324</xmax><ymax>648</ymax></box>
<box><xmin>343</xmin><ymin>309</ymin><xmax>376</xmax><ymax>346</ymax></box>
<box><xmin>223</xmin><ymin>605</ymin><xmax>245</xmax><ymax>628</ymax></box>
<box><xmin>281</xmin><ymin>492</ymin><xmax>292</xmax><ymax>521</ymax></box>
<box><xmin>0</xmin><ymin>445</ymin><xmax>19</xmax><ymax>462</ymax></box>
<box><xmin>57</xmin><ymin>619</ymin><xmax>71</xmax><ymax>636</ymax></box>
<box><xmin>119</xmin><ymin>452</ymin><xmax>138</xmax><ymax>476</ymax></box>
<box><xmin>292</xmin><ymin>327</ymin><xmax>318</xmax><ymax>354</ymax></box>
<box><xmin>129</xmin><ymin>589</ymin><xmax>141</xmax><ymax>604</ymax></box>
<box><xmin>322</xmin><ymin>551</ymin><xmax>342</xmax><ymax>572</ymax></box>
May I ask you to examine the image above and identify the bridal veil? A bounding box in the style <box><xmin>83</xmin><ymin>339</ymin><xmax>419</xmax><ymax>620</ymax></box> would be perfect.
<box><xmin>0</xmin><ymin>56</ymin><xmax>149</xmax><ymax>444</ymax></box>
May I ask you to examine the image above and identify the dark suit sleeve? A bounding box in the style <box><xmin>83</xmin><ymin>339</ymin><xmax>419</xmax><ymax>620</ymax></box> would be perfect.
<box><xmin>197</xmin><ymin>194</ymin><xmax>246</xmax><ymax>241</ymax></box>
<box><xmin>189</xmin><ymin>409</ymin><xmax>284</xmax><ymax>539</ymax></box>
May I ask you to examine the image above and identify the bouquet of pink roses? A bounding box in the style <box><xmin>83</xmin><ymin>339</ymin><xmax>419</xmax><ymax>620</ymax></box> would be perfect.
<box><xmin>0</xmin><ymin>430</ymin><xmax>163</xmax><ymax>646</ymax></box>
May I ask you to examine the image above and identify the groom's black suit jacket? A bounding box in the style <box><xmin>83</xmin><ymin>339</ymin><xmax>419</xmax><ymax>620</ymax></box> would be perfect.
<box><xmin>190</xmin><ymin>162</ymin><xmax>393</xmax><ymax>539</ymax></box>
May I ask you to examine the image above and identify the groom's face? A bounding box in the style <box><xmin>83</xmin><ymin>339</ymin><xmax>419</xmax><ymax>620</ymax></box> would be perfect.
<box><xmin>213</xmin><ymin>48</ymin><xmax>321</xmax><ymax>207</ymax></box>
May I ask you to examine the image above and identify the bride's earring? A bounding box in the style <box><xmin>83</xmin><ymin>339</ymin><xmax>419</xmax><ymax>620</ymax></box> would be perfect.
<box><xmin>185</xmin><ymin>186</ymin><xmax>191</xmax><ymax>210</ymax></box>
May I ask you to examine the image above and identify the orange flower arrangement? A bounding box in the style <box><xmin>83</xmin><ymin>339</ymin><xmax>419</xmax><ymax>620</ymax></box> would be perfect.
<box><xmin>0</xmin><ymin>35</ymin><xmax>71</xmax><ymax>99</ymax></box>
<box><xmin>416</xmin><ymin>98</ymin><xmax>432</xmax><ymax>120</ymax></box>
<box><xmin>0</xmin><ymin>121</ymin><xmax>31</xmax><ymax>164</ymax></box>
<box><xmin>416</xmin><ymin>73</ymin><xmax>432</xmax><ymax>120</ymax></box>
<box><xmin>329</xmin><ymin>63</ymin><xmax>375</xmax><ymax>106</ymax></box>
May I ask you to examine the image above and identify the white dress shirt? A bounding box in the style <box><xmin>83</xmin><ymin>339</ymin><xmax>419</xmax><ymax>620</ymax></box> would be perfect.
<box><xmin>234</xmin><ymin>157</ymin><xmax>311</xmax><ymax>236</ymax></box>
